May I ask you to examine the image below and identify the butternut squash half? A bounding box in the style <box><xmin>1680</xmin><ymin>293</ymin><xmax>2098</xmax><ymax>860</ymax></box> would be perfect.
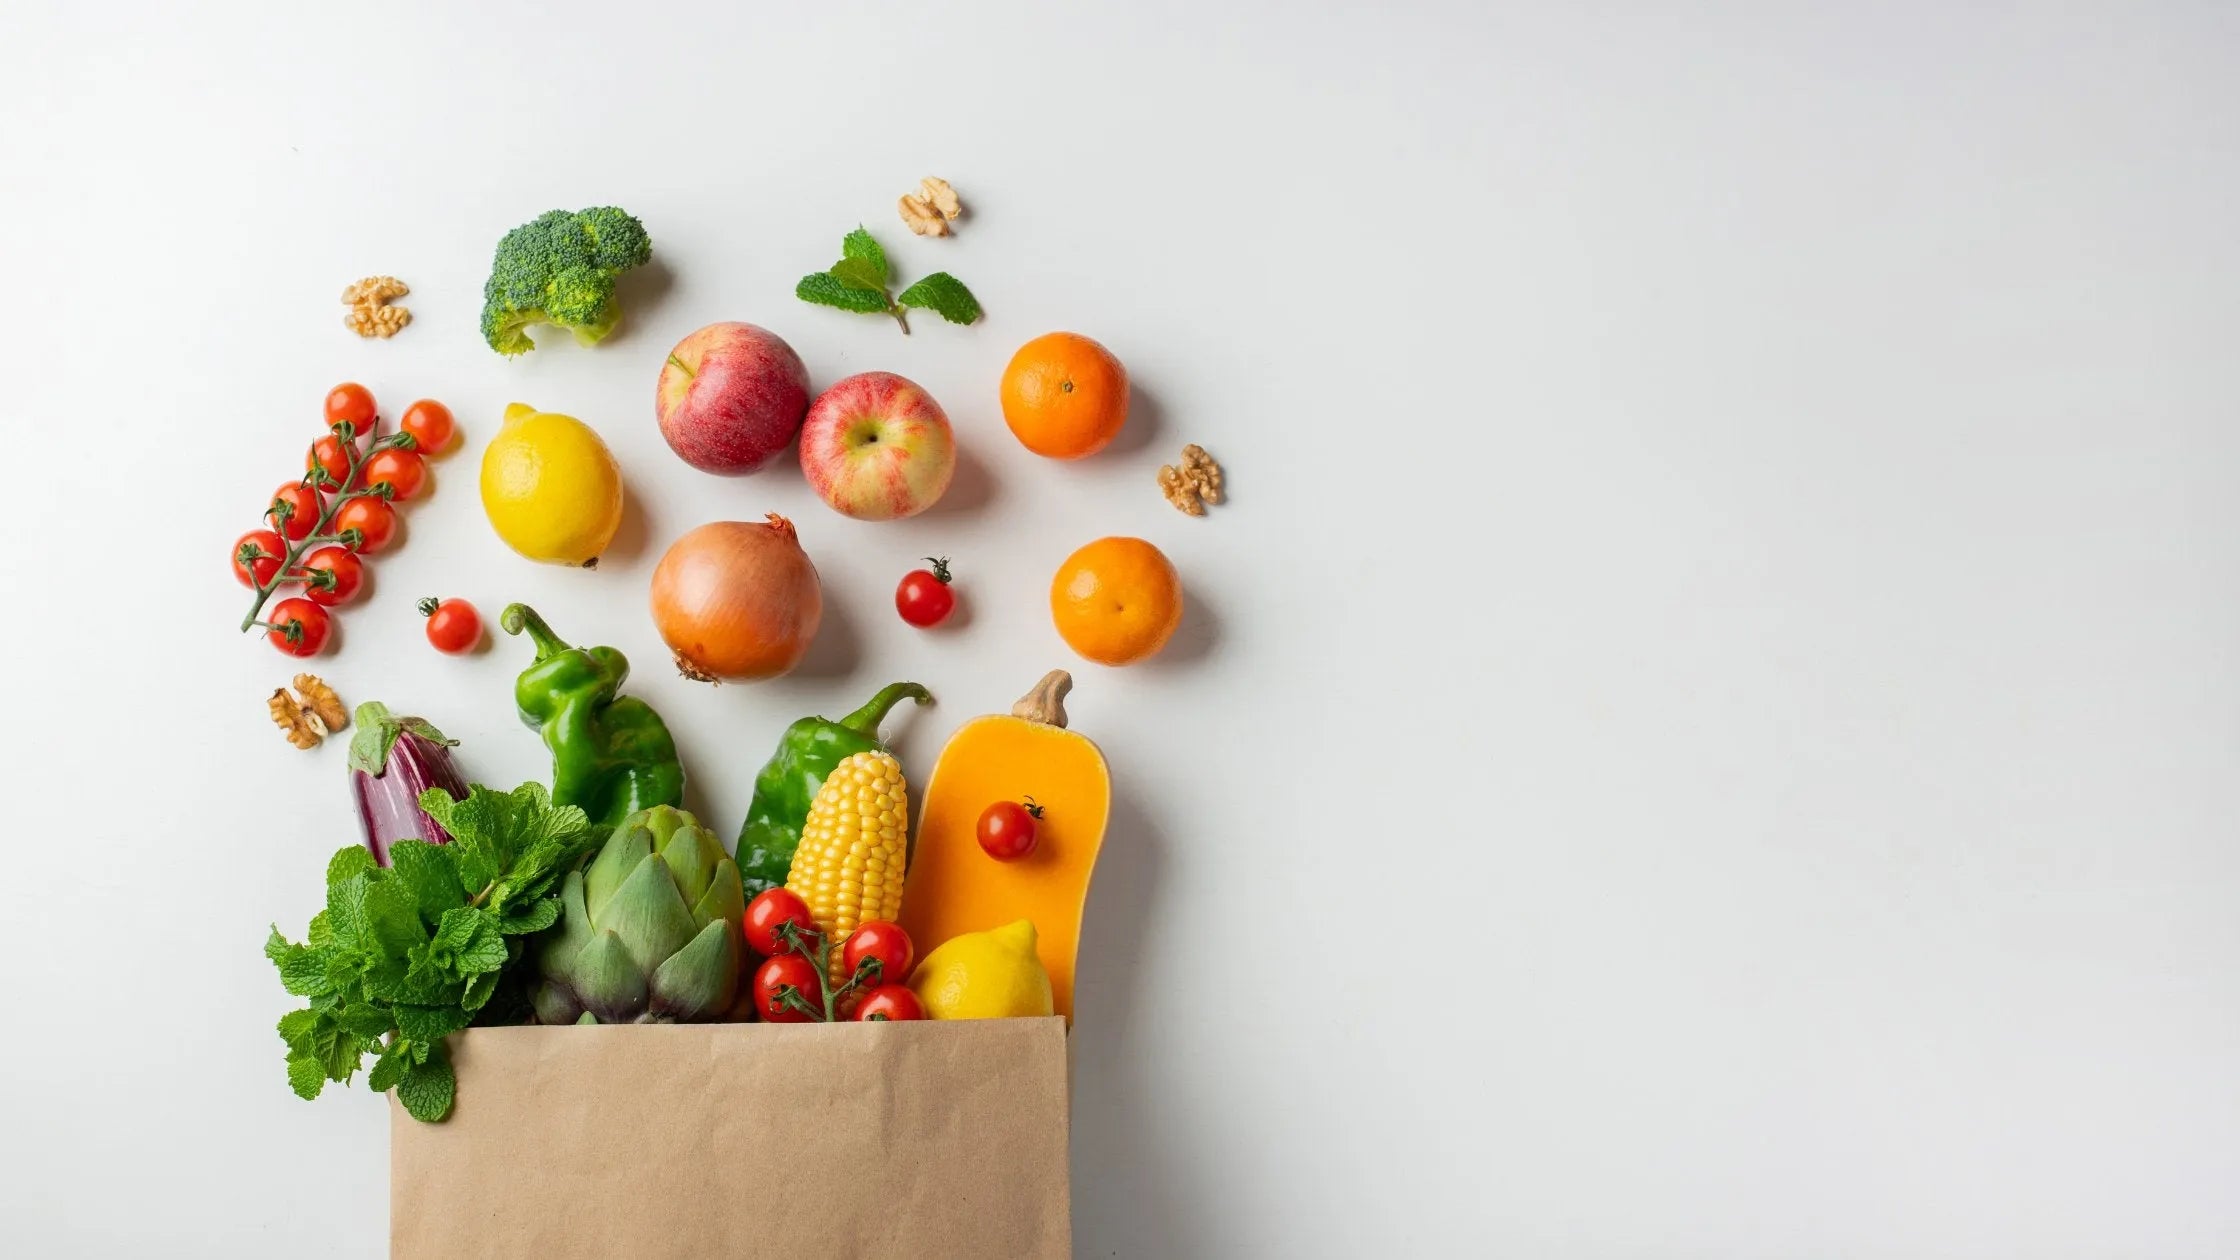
<box><xmin>901</xmin><ymin>671</ymin><xmax>1108</xmax><ymax>1022</ymax></box>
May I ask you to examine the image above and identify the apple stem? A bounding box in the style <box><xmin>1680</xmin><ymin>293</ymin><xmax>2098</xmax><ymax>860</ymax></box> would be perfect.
<box><xmin>666</xmin><ymin>353</ymin><xmax>696</xmax><ymax>380</ymax></box>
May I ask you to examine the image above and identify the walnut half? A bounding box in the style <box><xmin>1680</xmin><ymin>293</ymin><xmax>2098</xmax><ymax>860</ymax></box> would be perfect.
<box><xmin>1159</xmin><ymin>444</ymin><xmax>1224</xmax><ymax>516</ymax></box>
<box><xmin>268</xmin><ymin>675</ymin><xmax>347</xmax><ymax>750</ymax></box>
<box><xmin>899</xmin><ymin>177</ymin><xmax>964</xmax><ymax>237</ymax></box>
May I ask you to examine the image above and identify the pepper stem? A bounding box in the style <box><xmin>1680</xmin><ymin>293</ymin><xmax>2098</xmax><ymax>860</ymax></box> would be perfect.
<box><xmin>500</xmin><ymin>603</ymin><xmax>568</xmax><ymax>660</ymax></box>
<box><xmin>1010</xmin><ymin>670</ymin><xmax>1074</xmax><ymax>729</ymax></box>
<box><xmin>835</xmin><ymin>681</ymin><xmax>932</xmax><ymax>738</ymax></box>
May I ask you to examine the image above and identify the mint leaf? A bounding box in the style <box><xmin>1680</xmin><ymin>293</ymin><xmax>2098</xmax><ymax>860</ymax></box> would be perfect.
<box><xmin>306</xmin><ymin>911</ymin><xmax>332</xmax><ymax>947</ymax></box>
<box><xmin>366</xmin><ymin>1042</ymin><xmax>410</xmax><ymax>1094</ymax></box>
<box><xmin>327</xmin><ymin>845</ymin><xmax>376</xmax><ymax>886</ymax></box>
<box><xmin>461</xmin><ymin>969</ymin><xmax>501</xmax><ymax>1012</ymax></box>
<box><xmin>389</xmin><ymin>840</ymin><xmax>466</xmax><ymax>921</ymax></box>
<box><xmin>362</xmin><ymin>874</ymin><xmax>429</xmax><ymax>958</ymax></box>
<box><xmin>798</xmin><ymin>271</ymin><xmax>893</xmax><ymax>314</ymax></box>
<box><xmin>496</xmin><ymin>896</ymin><xmax>560</xmax><ymax>936</ymax></box>
<box><xmin>896</xmin><ymin>273</ymin><xmax>981</xmax><ymax>325</ymax></box>
<box><xmin>841</xmin><ymin>227</ymin><xmax>888</xmax><ymax>284</ymax></box>
<box><xmin>397</xmin><ymin>1052</ymin><xmax>456</xmax><ymax>1122</ymax></box>
<box><xmin>431</xmin><ymin>908</ymin><xmax>507</xmax><ymax>976</ymax></box>
<box><xmin>337</xmin><ymin>1003</ymin><xmax>392</xmax><ymax>1042</ymax></box>
<box><xmin>394</xmin><ymin>1003</ymin><xmax>473</xmax><ymax>1043</ymax></box>
<box><xmin>277</xmin><ymin>1008</ymin><xmax>322</xmax><ymax>1046</ymax></box>
<box><xmin>829</xmin><ymin>256</ymin><xmax>888</xmax><ymax>295</ymax></box>
<box><xmin>421</xmin><ymin>782</ymin><xmax>589</xmax><ymax>903</ymax></box>
<box><xmin>287</xmin><ymin>1051</ymin><xmax>327</xmax><ymax>1100</ymax></box>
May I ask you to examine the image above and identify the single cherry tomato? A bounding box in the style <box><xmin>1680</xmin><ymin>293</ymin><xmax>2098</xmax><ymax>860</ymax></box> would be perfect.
<box><xmin>752</xmin><ymin>954</ymin><xmax>825</xmax><ymax>1023</ymax></box>
<box><xmin>745</xmin><ymin>888</ymin><xmax>818</xmax><ymax>958</ymax></box>
<box><xmin>977</xmin><ymin>797</ymin><xmax>1044</xmax><ymax>861</ymax></box>
<box><xmin>265</xmin><ymin>597</ymin><xmax>332</xmax><ymax>657</ymax></box>
<box><xmin>300</xmin><ymin>545</ymin><xmax>363</xmax><ymax>607</ymax></box>
<box><xmin>332</xmin><ymin>495</ymin><xmax>397</xmax><ymax>552</ymax></box>
<box><xmin>840</xmin><ymin>921</ymin><xmax>915</xmax><ymax>989</ymax></box>
<box><xmin>362</xmin><ymin>448</ymin><xmax>426</xmax><ymax>501</ymax></box>
<box><xmin>895</xmin><ymin>557</ymin><xmax>957</xmax><ymax>628</ymax></box>
<box><xmin>420</xmin><ymin>597</ymin><xmax>481</xmax><ymax>653</ymax></box>
<box><xmin>266</xmin><ymin>481</ymin><xmax>324</xmax><ymax>541</ymax></box>
<box><xmin>233</xmin><ymin>529</ymin><xmax>286</xmax><ymax>587</ymax></box>
<box><xmin>324</xmin><ymin>382</ymin><xmax>377</xmax><ymax>434</ymax></box>
<box><xmin>399</xmin><ymin>398</ymin><xmax>455</xmax><ymax>454</ymax></box>
<box><xmin>307</xmin><ymin>434</ymin><xmax>359</xmax><ymax>490</ymax></box>
<box><xmin>852</xmin><ymin>985</ymin><xmax>925</xmax><ymax>1022</ymax></box>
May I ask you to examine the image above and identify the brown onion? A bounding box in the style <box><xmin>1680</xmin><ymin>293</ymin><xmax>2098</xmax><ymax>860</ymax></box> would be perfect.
<box><xmin>649</xmin><ymin>514</ymin><xmax>822</xmax><ymax>682</ymax></box>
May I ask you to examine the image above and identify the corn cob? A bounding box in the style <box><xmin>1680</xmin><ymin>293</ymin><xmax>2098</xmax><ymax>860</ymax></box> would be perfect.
<box><xmin>785</xmin><ymin>750</ymin><xmax>910</xmax><ymax>985</ymax></box>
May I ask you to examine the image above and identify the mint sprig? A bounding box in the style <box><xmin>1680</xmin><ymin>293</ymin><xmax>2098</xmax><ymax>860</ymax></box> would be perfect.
<box><xmin>265</xmin><ymin>780</ymin><xmax>594</xmax><ymax>1122</ymax></box>
<box><xmin>796</xmin><ymin>226</ymin><xmax>979</xmax><ymax>334</ymax></box>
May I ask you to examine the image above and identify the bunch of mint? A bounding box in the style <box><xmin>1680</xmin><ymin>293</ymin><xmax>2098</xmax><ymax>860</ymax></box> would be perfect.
<box><xmin>797</xmin><ymin>227</ymin><xmax>980</xmax><ymax>333</ymax></box>
<box><xmin>265</xmin><ymin>781</ymin><xmax>594</xmax><ymax>1122</ymax></box>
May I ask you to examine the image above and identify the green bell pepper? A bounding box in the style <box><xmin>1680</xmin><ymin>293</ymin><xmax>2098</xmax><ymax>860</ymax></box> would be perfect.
<box><xmin>736</xmin><ymin>680</ymin><xmax>930</xmax><ymax>894</ymax></box>
<box><xmin>500</xmin><ymin>603</ymin><xmax>684</xmax><ymax>828</ymax></box>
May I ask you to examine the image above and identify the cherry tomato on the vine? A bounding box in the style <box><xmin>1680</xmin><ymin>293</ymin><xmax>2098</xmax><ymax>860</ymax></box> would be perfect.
<box><xmin>400</xmin><ymin>399</ymin><xmax>455</xmax><ymax>454</ymax></box>
<box><xmin>840</xmin><ymin>922</ymin><xmax>915</xmax><ymax>989</ymax></box>
<box><xmin>265</xmin><ymin>597</ymin><xmax>332</xmax><ymax>657</ymax></box>
<box><xmin>420</xmin><ymin>597</ymin><xmax>481</xmax><ymax>654</ymax></box>
<box><xmin>266</xmin><ymin>481</ymin><xmax>324</xmax><ymax>541</ymax></box>
<box><xmin>852</xmin><ymin>985</ymin><xmax>925</xmax><ymax>1022</ymax></box>
<box><xmin>233</xmin><ymin>529</ymin><xmax>286</xmax><ymax>587</ymax></box>
<box><xmin>745</xmin><ymin>888</ymin><xmax>818</xmax><ymax>958</ymax></box>
<box><xmin>300</xmin><ymin>545</ymin><xmax>363</xmax><ymax>607</ymax></box>
<box><xmin>333</xmin><ymin>495</ymin><xmax>397</xmax><ymax>552</ymax></box>
<box><xmin>977</xmin><ymin>797</ymin><xmax>1044</xmax><ymax>861</ymax></box>
<box><xmin>324</xmin><ymin>382</ymin><xmax>376</xmax><ymax>434</ymax></box>
<box><xmin>896</xmin><ymin>556</ymin><xmax>956</xmax><ymax>628</ymax></box>
<box><xmin>307</xmin><ymin>434</ymin><xmax>359</xmax><ymax>490</ymax></box>
<box><xmin>751</xmin><ymin>954</ymin><xmax>824</xmax><ymax>1023</ymax></box>
<box><xmin>362</xmin><ymin>448</ymin><xmax>426</xmax><ymax>501</ymax></box>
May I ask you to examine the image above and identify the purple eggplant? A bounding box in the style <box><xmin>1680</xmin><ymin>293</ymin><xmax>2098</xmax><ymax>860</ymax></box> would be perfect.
<box><xmin>346</xmin><ymin>701</ymin><xmax>468</xmax><ymax>866</ymax></box>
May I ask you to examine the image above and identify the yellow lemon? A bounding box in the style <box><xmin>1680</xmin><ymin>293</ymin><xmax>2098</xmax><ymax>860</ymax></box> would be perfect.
<box><xmin>479</xmin><ymin>402</ymin><xmax>623</xmax><ymax>566</ymax></box>
<box><xmin>910</xmin><ymin>920</ymin><xmax>1055</xmax><ymax>1020</ymax></box>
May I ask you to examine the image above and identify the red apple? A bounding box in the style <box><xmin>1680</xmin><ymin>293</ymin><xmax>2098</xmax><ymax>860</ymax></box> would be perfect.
<box><xmin>799</xmin><ymin>372</ymin><xmax>957</xmax><ymax>520</ymax></box>
<box><xmin>656</xmin><ymin>322</ymin><xmax>811</xmax><ymax>474</ymax></box>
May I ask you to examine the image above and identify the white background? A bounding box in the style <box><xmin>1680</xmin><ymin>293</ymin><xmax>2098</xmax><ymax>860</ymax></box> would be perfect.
<box><xmin>4</xmin><ymin>2</ymin><xmax>2237</xmax><ymax>1256</ymax></box>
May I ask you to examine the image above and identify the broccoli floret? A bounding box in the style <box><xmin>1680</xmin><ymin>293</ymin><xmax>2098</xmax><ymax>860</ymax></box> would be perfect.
<box><xmin>479</xmin><ymin>207</ymin><xmax>651</xmax><ymax>355</ymax></box>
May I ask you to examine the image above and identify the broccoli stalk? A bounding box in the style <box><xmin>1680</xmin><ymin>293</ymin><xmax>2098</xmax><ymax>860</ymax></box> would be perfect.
<box><xmin>479</xmin><ymin>207</ymin><xmax>652</xmax><ymax>356</ymax></box>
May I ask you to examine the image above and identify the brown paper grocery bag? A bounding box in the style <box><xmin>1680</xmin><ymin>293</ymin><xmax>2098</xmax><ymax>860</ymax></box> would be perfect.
<box><xmin>391</xmin><ymin>1018</ymin><xmax>1070</xmax><ymax>1260</ymax></box>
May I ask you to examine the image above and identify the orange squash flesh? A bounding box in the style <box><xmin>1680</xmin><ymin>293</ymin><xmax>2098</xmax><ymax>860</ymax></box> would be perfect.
<box><xmin>900</xmin><ymin>671</ymin><xmax>1109</xmax><ymax>1021</ymax></box>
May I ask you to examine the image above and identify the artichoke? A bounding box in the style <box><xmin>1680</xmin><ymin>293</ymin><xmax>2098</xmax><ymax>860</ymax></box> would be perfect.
<box><xmin>532</xmin><ymin>805</ymin><xmax>746</xmax><ymax>1024</ymax></box>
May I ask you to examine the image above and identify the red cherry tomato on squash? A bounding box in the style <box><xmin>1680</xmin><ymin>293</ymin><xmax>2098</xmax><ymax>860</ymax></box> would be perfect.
<box><xmin>840</xmin><ymin>921</ymin><xmax>915</xmax><ymax>988</ymax></box>
<box><xmin>362</xmin><ymin>448</ymin><xmax>426</xmax><ymax>501</ymax></box>
<box><xmin>333</xmin><ymin>495</ymin><xmax>397</xmax><ymax>552</ymax></box>
<box><xmin>752</xmin><ymin>954</ymin><xmax>824</xmax><ymax>1023</ymax></box>
<box><xmin>977</xmin><ymin>798</ymin><xmax>1044</xmax><ymax>861</ymax></box>
<box><xmin>400</xmin><ymin>399</ymin><xmax>455</xmax><ymax>454</ymax></box>
<box><xmin>420</xmin><ymin>597</ymin><xmax>481</xmax><ymax>653</ymax></box>
<box><xmin>299</xmin><ymin>546</ymin><xmax>363</xmax><ymax>607</ymax></box>
<box><xmin>234</xmin><ymin>529</ymin><xmax>286</xmax><ymax>587</ymax></box>
<box><xmin>895</xmin><ymin>557</ymin><xmax>956</xmax><ymax>628</ymax></box>
<box><xmin>852</xmin><ymin>985</ymin><xmax>925</xmax><ymax>1022</ymax></box>
<box><xmin>266</xmin><ymin>597</ymin><xmax>332</xmax><ymax>657</ymax></box>
<box><xmin>267</xmin><ymin>482</ymin><xmax>324</xmax><ymax>541</ymax></box>
<box><xmin>745</xmin><ymin>888</ymin><xmax>818</xmax><ymax>958</ymax></box>
<box><xmin>307</xmin><ymin>434</ymin><xmax>359</xmax><ymax>490</ymax></box>
<box><xmin>324</xmin><ymin>382</ymin><xmax>376</xmax><ymax>434</ymax></box>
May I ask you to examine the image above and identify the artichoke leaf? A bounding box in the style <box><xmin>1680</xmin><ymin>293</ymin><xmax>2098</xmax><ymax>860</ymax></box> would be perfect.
<box><xmin>648</xmin><ymin>919</ymin><xmax>739</xmax><ymax>1022</ymax></box>
<box><xmin>600</xmin><ymin>851</ymin><xmax>698</xmax><ymax>972</ymax></box>
<box><xmin>570</xmin><ymin>930</ymin><xmax>648</xmax><ymax>1024</ymax></box>
<box><xmin>583</xmin><ymin>820</ymin><xmax>654</xmax><ymax>923</ymax></box>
